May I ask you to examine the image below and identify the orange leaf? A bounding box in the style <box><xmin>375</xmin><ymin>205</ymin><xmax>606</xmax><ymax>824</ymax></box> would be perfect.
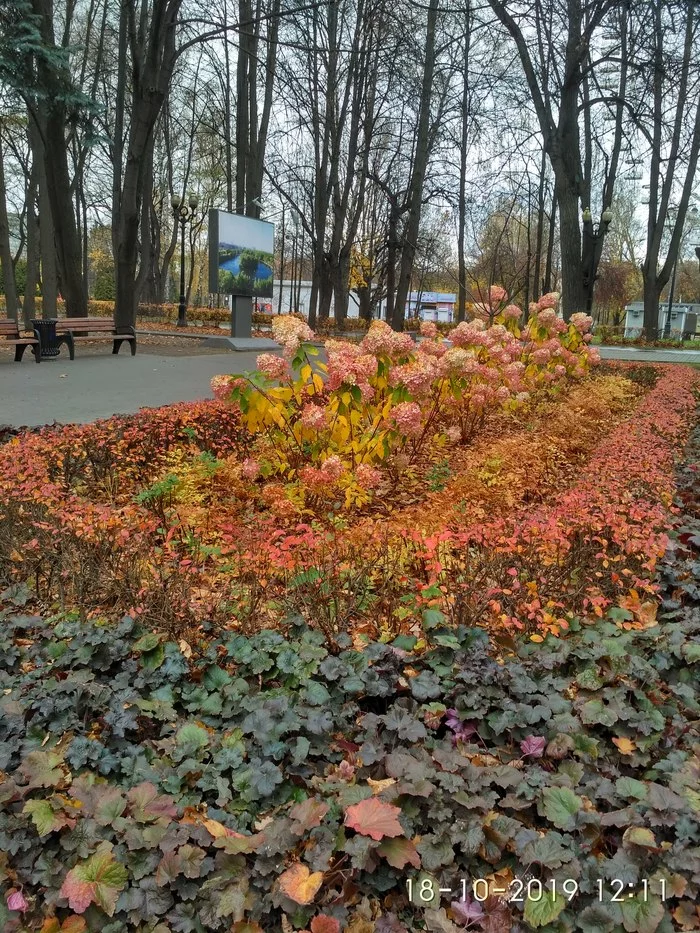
<box><xmin>612</xmin><ymin>737</ymin><xmax>637</xmax><ymax>755</ymax></box>
<box><xmin>344</xmin><ymin>797</ymin><xmax>404</xmax><ymax>841</ymax></box>
<box><xmin>60</xmin><ymin>921</ymin><xmax>87</xmax><ymax>933</ymax></box>
<box><xmin>278</xmin><ymin>863</ymin><xmax>324</xmax><ymax>905</ymax></box>
<box><xmin>310</xmin><ymin>916</ymin><xmax>341</xmax><ymax>933</ymax></box>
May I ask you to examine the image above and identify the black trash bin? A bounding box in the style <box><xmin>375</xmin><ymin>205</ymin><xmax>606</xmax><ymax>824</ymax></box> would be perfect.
<box><xmin>31</xmin><ymin>319</ymin><xmax>60</xmax><ymax>359</ymax></box>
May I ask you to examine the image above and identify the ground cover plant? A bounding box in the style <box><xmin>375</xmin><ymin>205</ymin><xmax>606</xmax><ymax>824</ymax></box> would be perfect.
<box><xmin>0</xmin><ymin>556</ymin><xmax>699</xmax><ymax>933</ymax></box>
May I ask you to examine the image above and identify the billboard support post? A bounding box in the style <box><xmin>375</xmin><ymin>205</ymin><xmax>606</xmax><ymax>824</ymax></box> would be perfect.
<box><xmin>230</xmin><ymin>296</ymin><xmax>253</xmax><ymax>338</ymax></box>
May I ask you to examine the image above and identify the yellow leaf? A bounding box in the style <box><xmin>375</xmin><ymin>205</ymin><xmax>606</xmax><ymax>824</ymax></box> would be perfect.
<box><xmin>277</xmin><ymin>862</ymin><xmax>323</xmax><ymax>905</ymax></box>
<box><xmin>530</xmin><ymin>634</ymin><xmax>544</xmax><ymax>643</ymax></box>
<box><xmin>612</xmin><ymin>737</ymin><xmax>637</xmax><ymax>755</ymax></box>
<box><xmin>367</xmin><ymin>777</ymin><xmax>397</xmax><ymax>795</ymax></box>
<box><xmin>202</xmin><ymin>818</ymin><xmax>248</xmax><ymax>839</ymax></box>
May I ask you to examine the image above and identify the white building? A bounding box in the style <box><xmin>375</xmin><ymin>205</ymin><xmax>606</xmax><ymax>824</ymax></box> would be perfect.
<box><xmin>267</xmin><ymin>281</ymin><xmax>360</xmax><ymax>318</ymax></box>
<box><xmin>262</xmin><ymin>282</ymin><xmax>456</xmax><ymax>323</ymax></box>
<box><xmin>624</xmin><ymin>301</ymin><xmax>700</xmax><ymax>338</ymax></box>
<box><xmin>404</xmin><ymin>291</ymin><xmax>457</xmax><ymax>323</ymax></box>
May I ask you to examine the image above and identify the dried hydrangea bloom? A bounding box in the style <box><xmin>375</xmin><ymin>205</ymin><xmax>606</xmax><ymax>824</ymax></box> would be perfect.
<box><xmin>256</xmin><ymin>353</ymin><xmax>288</xmax><ymax>380</ymax></box>
<box><xmin>355</xmin><ymin>463</ymin><xmax>382</xmax><ymax>488</ymax></box>
<box><xmin>271</xmin><ymin>315</ymin><xmax>315</xmax><ymax>355</ymax></box>
<box><xmin>389</xmin><ymin>401</ymin><xmax>423</xmax><ymax>437</ymax></box>
<box><xmin>537</xmin><ymin>291</ymin><xmax>560</xmax><ymax>310</ymax></box>
<box><xmin>241</xmin><ymin>458</ymin><xmax>261</xmax><ymax>480</ymax></box>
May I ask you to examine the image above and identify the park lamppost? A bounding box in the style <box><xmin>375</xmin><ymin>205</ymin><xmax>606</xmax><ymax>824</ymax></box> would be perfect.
<box><xmin>171</xmin><ymin>192</ymin><xmax>199</xmax><ymax>327</ymax></box>
<box><xmin>581</xmin><ymin>206</ymin><xmax>614</xmax><ymax>313</ymax></box>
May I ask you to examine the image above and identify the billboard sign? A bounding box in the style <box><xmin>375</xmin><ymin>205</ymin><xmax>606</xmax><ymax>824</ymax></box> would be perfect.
<box><xmin>208</xmin><ymin>209</ymin><xmax>275</xmax><ymax>297</ymax></box>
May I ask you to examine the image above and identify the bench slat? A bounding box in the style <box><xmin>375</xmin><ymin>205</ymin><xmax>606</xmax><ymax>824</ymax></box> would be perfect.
<box><xmin>71</xmin><ymin>334</ymin><xmax>135</xmax><ymax>340</ymax></box>
<box><xmin>58</xmin><ymin>319</ymin><xmax>115</xmax><ymax>330</ymax></box>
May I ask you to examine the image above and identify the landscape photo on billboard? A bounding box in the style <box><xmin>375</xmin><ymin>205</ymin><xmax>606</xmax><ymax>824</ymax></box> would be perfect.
<box><xmin>216</xmin><ymin>211</ymin><xmax>274</xmax><ymax>298</ymax></box>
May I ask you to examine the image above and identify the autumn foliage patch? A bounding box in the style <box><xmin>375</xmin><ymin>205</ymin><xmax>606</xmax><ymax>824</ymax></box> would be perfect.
<box><xmin>0</xmin><ymin>360</ymin><xmax>697</xmax><ymax>638</ymax></box>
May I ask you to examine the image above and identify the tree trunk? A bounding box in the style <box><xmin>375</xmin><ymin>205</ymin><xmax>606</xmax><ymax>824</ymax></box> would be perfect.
<box><xmin>23</xmin><ymin>165</ymin><xmax>40</xmax><ymax>327</ymax></box>
<box><xmin>392</xmin><ymin>0</ymin><xmax>439</xmax><ymax>330</ymax></box>
<box><xmin>0</xmin><ymin>130</ymin><xmax>19</xmax><ymax>321</ymax></box>
<box><xmin>332</xmin><ymin>248</ymin><xmax>352</xmax><ymax>324</ymax></box>
<box><xmin>31</xmin><ymin>0</ymin><xmax>87</xmax><ymax>317</ymax></box>
<box><xmin>113</xmin><ymin>0</ymin><xmax>183</xmax><ymax>330</ymax></box>
<box><xmin>29</xmin><ymin>117</ymin><xmax>58</xmax><ymax>321</ymax></box>
<box><xmin>235</xmin><ymin>0</ymin><xmax>250</xmax><ymax>213</ymax></box>
<box><xmin>557</xmin><ymin>178</ymin><xmax>586</xmax><ymax>318</ymax></box>
<box><xmin>533</xmin><ymin>146</ymin><xmax>547</xmax><ymax>303</ymax></box>
<box><xmin>457</xmin><ymin>10</ymin><xmax>471</xmax><ymax>323</ymax></box>
<box><xmin>357</xmin><ymin>285</ymin><xmax>372</xmax><ymax>321</ymax></box>
<box><xmin>643</xmin><ymin>279</ymin><xmax>661</xmax><ymax>340</ymax></box>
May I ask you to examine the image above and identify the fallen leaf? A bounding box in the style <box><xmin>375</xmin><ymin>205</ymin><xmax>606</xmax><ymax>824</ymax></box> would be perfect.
<box><xmin>612</xmin><ymin>737</ymin><xmax>637</xmax><ymax>755</ymax></box>
<box><xmin>345</xmin><ymin>797</ymin><xmax>404</xmax><ymax>841</ymax></box>
<box><xmin>278</xmin><ymin>863</ymin><xmax>324</xmax><ymax>905</ymax></box>
<box><xmin>367</xmin><ymin>777</ymin><xmax>397</xmax><ymax>795</ymax></box>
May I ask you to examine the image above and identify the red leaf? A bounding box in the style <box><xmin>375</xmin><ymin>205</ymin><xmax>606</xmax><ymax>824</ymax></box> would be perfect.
<box><xmin>310</xmin><ymin>916</ymin><xmax>341</xmax><ymax>933</ymax></box>
<box><xmin>344</xmin><ymin>797</ymin><xmax>404</xmax><ymax>841</ymax></box>
<box><xmin>289</xmin><ymin>798</ymin><xmax>329</xmax><ymax>834</ymax></box>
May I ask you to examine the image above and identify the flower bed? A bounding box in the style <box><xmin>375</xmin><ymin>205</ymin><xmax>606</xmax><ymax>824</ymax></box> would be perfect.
<box><xmin>0</xmin><ymin>318</ymin><xmax>696</xmax><ymax>638</ymax></box>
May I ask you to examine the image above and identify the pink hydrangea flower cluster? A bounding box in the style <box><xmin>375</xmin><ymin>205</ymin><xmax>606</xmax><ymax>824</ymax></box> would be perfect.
<box><xmin>241</xmin><ymin>458</ymin><xmax>261</xmax><ymax>480</ymax></box>
<box><xmin>537</xmin><ymin>291</ymin><xmax>560</xmax><ymax>310</ymax></box>
<box><xmin>256</xmin><ymin>353</ymin><xmax>288</xmax><ymax>380</ymax></box>
<box><xmin>489</xmin><ymin>285</ymin><xmax>508</xmax><ymax>305</ymax></box>
<box><xmin>300</xmin><ymin>404</ymin><xmax>327</xmax><ymax>430</ymax></box>
<box><xmin>534</xmin><ymin>308</ymin><xmax>567</xmax><ymax>332</ymax></box>
<box><xmin>389</xmin><ymin>357</ymin><xmax>439</xmax><ymax>395</ymax></box>
<box><xmin>450</xmin><ymin>320</ymin><xmax>487</xmax><ymax>347</ymax></box>
<box><xmin>271</xmin><ymin>315</ymin><xmax>315</xmax><ymax>355</ymax></box>
<box><xmin>389</xmin><ymin>401</ymin><xmax>423</xmax><ymax>437</ymax></box>
<box><xmin>325</xmin><ymin>340</ymin><xmax>377</xmax><ymax>397</ymax></box>
<box><xmin>360</xmin><ymin>320</ymin><xmax>415</xmax><ymax>357</ymax></box>
<box><xmin>299</xmin><ymin>454</ymin><xmax>345</xmax><ymax>490</ymax></box>
<box><xmin>210</xmin><ymin>374</ymin><xmax>239</xmax><ymax>399</ymax></box>
<box><xmin>502</xmin><ymin>304</ymin><xmax>522</xmax><ymax>321</ymax></box>
<box><xmin>420</xmin><ymin>321</ymin><xmax>438</xmax><ymax>338</ymax></box>
<box><xmin>356</xmin><ymin>463</ymin><xmax>383</xmax><ymax>488</ymax></box>
<box><xmin>570</xmin><ymin>312</ymin><xmax>593</xmax><ymax>334</ymax></box>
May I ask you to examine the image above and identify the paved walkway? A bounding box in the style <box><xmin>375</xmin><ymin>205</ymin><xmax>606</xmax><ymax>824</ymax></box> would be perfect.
<box><xmin>598</xmin><ymin>345</ymin><xmax>700</xmax><ymax>363</ymax></box>
<box><xmin>0</xmin><ymin>349</ymin><xmax>262</xmax><ymax>427</ymax></box>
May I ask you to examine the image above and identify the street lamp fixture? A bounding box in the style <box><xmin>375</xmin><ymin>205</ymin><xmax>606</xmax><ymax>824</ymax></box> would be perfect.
<box><xmin>581</xmin><ymin>206</ymin><xmax>613</xmax><ymax>312</ymax></box>
<box><xmin>171</xmin><ymin>192</ymin><xmax>200</xmax><ymax>327</ymax></box>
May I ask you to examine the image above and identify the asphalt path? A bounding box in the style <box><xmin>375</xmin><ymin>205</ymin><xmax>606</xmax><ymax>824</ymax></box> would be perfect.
<box><xmin>0</xmin><ymin>349</ymin><xmax>263</xmax><ymax>428</ymax></box>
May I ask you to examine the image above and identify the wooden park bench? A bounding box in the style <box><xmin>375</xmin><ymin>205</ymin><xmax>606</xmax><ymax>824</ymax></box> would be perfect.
<box><xmin>0</xmin><ymin>319</ymin><xmax>42</xmax><ymax>363</ymax></box>
<box><xmin>56</xmin><ymin>318</ymin><xmax>137</xmax><ymax>359</ymax></box>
